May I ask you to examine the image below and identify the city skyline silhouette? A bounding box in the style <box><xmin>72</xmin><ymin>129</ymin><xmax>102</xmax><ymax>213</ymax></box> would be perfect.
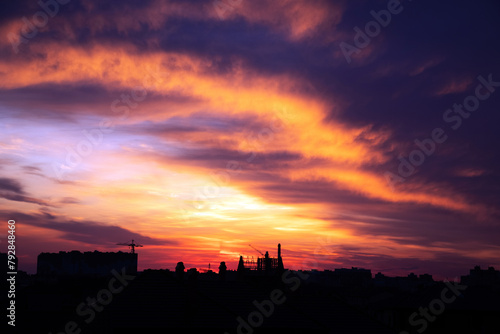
<box><xmin>1</xmin><ymin>0</ymin><xmax>500</xmax><ymax>332</ymax></box>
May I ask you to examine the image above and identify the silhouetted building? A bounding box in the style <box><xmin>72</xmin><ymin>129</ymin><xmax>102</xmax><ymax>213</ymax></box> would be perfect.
<box><xmin>186</xmin><ymin>267</ymin><xmax>199</xmax><ymax>281</ymax></box>
<box><xmin>175</xmin><ymin>261</ymin><xmax>185</xmax><ymax>280</ymax></box>
<box><xmin>241</xmin><ymin>243</ymin><xmax>284</xmax><ymax>274</ymax></box>
<box><xmin>461</xmin><ymin>265</ymin><xmax>500</xmax><ymax>286</ymax></box>
<box><xmin>219</xmin><ymin>261</ymin><xmax>227</xmax><ymax>280</ymax></box>
<box><xmin>419</xmin><ymin>273</ymin><xmax>433</xmax><ymax>282</ymax></box>
<box><xmin>37</xmin><ymin>251</ymin><xmax>137</xmax><ymax>276</ymax></box>
<box><xmin>14</xmin><ymin>248</ymin><xmax>500</xmax><ymax>333</ymax></box>
<box><xmin>333</xmin><ymin>267</ymin><xmax>372</xmax><ymax>287</ymax></box>
<box><xmin>237</xmin><ymin>256</ymin><xmax>244</xmax><ymax>272</ymax></box>
<box><xmin>374</xmin><ymin>271</ymin><xmax>434</xmax><ymax>291</ymax></box>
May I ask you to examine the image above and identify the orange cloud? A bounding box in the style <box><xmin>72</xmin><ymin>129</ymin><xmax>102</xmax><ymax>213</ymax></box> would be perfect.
<box><xmin>229</xmin><ymin>0</ymin><xmax>344</xmax><ymax>41</ymax></box>
<box><xmin>0</xmin><ymin>41</ymin><xmax>484</xmax><ymax>218</ymax></box>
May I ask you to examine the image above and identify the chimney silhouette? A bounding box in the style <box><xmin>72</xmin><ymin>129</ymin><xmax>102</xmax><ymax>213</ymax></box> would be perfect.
<box><xmin>237</xmin><ymin>256</ymin><xmax>245</xmax><ymax>279</ymax></box>
<box><xmin>277</xmin><ymin>243</ymin><xmax>284</xmax><ymax>272</ymax></box>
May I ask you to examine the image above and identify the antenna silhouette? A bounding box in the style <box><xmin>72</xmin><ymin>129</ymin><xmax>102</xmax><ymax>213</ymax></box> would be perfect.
<box><xmin>117</xmin><ymin>239</ymin><xmax>143</xmax><ymax>254</ymax></box>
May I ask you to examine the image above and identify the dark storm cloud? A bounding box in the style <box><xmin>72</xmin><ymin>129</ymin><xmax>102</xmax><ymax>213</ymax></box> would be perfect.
<box><xmin>0</xmin><ymin>177</ymin><xmax>53</xmax><ymax>206</ymax></box>
<box><xmin>321</xmin><ymin>202</ymin><xmax>500</xmax><ymax>250</ymax></box>
<box><xmin>0</xmin><ymin>0</ymin><xmax>38</xmax><ymax>21</ymax></box>
<box><xmin>3</xmin><ymin>0</ymin><xmax>331</xmax><ymax>79</ymax></box>
<box><xmin>20</xmin><ymin>165</ymin><xmax>79</xmax><ymax>187</ymax></box>
<box><xmin>59</xmin><ymin>196</ymin><xmax>80</xmax><ymax>204</ymax></box>
<box><xmin>121</xmin><ymin>114</ymin><xmax>270</xmax><ymax>136</ymax></box>
<box><xmin>0</xmin><ymin>83</ymin><xmax>111</xmax><ymax>122</ymax></box>
<box><xmin>116</xmin><ymin>115</ymin><xmax>305</xmax><ymax>167</ymax></box>
<box><xmin>0</xmin><ymin>193</ymin><xmax>51</xmax><ymax>206</ymax></box>
<box><xmin>157</xmin><ymin>18</ymin><xmax>313</xmax><ymax>76</ymax></box>
<box><xmin>0</xmin><ymin>82</ymin><xmax>203</xmax><ymax>125</ymax></box>
<box><xmin>1</xmin><ymin>210</ymin><xmax>176</xmax><ymax>246</ymax></box>
<box><xmin>152</xmin><ymin>145</ymin><xmax>303</xmax><ymax>171</ymax></box>
<box><xmin>0</xmin><ymin>0</ymin><xmax>156</xmax><ymax>21</ymax></box>
<box><xmin>0</xmin><ymin>177</ymin><xmax>25</xmax><ymax>194</ymax></box>
<box><xmin>0</xmin><ymin>83</ymin><xmax>113</xmax><ymax>106</ymax></box>
<box><xmin>22</xmin><ymin>165</ymin><xmax>44</xmax><ymax>177</ymax></box>
<box><xmin>253</xmin><ymin>177</ymin><xmax>388</xmax><ymax>205</ymax></box>
<box><xmin>323</xmin><ymin>0</ymin><xmax>500</xmax><ymax>157</ymax></box>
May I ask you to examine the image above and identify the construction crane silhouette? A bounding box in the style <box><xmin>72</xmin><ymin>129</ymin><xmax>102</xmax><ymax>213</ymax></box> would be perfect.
<box><xmin>249</xmin><ymin>244</ymin><xmax>264</xmax><ymax>256</ymax></box>
<box><xmin>117</xmin><ymin>239</ymin><xmax>143</xmax><ymax>254</ymax></box>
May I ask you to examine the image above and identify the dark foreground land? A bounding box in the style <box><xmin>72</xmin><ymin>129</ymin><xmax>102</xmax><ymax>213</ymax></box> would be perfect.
<box><xmin>3</xmin><ymin>268</ymin><xmax>500</xmax><ymax>334</ymax></box>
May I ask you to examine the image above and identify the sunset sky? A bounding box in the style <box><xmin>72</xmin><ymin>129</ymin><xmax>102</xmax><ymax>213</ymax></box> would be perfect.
<box><xmin>1</xmin><ymin>0</ymin><xmax>499</xmax><ymax>279</ymax></box>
